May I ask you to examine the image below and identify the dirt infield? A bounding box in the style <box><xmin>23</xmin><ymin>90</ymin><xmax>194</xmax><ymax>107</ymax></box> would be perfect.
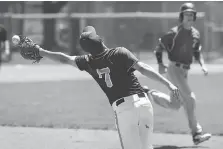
<box><xmin>0</xmin><ymin>126</ymin><xmax>222</xmax><ymax>149</ymax></box>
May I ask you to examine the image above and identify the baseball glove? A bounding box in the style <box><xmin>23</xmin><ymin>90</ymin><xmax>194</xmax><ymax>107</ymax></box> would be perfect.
<box><xmin>16</xmin><ymin>35</ymin><xmax>43</xmax><ymax>63</ymax></box>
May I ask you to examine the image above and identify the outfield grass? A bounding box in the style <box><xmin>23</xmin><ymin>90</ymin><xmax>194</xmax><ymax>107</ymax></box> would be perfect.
<box><xmin>0</xmin><ymin>73</ymin><xmax>222</xmax><ymax>135</ymax></box>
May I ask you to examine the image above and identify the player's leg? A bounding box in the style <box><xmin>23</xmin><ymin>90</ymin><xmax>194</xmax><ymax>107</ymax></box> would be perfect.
<box><xmin>113</xmin><ymin>94</ymin><xmax>154</xmax><ymax>149</ymax></box>
<box><xmin>175</xmin><ymin>69</ymin><xmax>202</xmax><ymax>133</ymax></box>
<box><xmin>113</xmin><ymin>99</ymin><xmax>142</xmax><ymax>149</ymax></box>
<box><xmin>178</xmin><ymin>69</ymin><xmax>211</xmax><ymax>144</ymax></box>
<box><xmin>166</xmin><ymin>64</ymin><xmax>211</xmax><ymax>144</ymax></box>
<box><xmin>166</xmin><ymin>63</ymin><xmax>202</xmax><ymax>133</ymax></box>
<box><xmin>136</xmin><ymin>93</ymin><xmax>154</xmax><ymax>149</ymax></box>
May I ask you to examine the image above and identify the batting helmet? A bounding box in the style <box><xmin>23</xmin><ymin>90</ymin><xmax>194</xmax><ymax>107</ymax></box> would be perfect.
<box><xmin>179</xmin><ymin>3</ymin><xmax>197</xmax><ymax>22</ymax></box>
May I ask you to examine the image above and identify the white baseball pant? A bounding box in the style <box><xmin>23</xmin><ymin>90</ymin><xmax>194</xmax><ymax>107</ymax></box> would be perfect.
<box><xmin>112</xmin><ymin>93</ymin><xmax>154</xmax><ymax>149</ymax></box>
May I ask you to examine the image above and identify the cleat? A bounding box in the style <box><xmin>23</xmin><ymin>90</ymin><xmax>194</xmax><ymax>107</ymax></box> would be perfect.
<box><xmin>193</xmin><ymin>132</ymin><xmax>212</xmax><ymax>145</ymax></box>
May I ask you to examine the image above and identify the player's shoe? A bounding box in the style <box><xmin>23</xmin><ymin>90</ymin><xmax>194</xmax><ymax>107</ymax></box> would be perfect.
<box><xmin>193</xmin><ymin>132</ymin><xmax>212</xmax><ymax>145</ymax></box>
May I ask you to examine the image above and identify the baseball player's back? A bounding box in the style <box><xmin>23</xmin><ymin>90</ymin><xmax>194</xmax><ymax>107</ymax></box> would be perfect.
<box><xmin>24</xmin><ymin>25</ymin><xmax>180</xmax><ymax>149</ymax></box>
<box><xmin>75</xmin><ymin>47</ymin><xmax>145</xmax><ymax>105</ymax></box>
<box><xmin>75</xmin><ymin>46</ymin><xmax>154</xmax><ymax>149</ymax></box>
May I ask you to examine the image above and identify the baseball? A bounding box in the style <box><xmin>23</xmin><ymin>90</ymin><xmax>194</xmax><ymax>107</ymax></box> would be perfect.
<box><xmin>12</xmin><ymin>35</ymin><xmax>20</xmax><ymax>45</ymax></box>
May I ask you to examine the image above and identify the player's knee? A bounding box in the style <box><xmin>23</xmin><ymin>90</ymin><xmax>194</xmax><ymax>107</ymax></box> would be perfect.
<box><xmin>185</xmin><ymin>92</ymin><xmax>197</xmax><ymax>104</ymax></box>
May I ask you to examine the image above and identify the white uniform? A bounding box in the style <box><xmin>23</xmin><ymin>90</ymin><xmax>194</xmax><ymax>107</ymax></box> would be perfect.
<box><xmin>113</xmin><ymin>93</ymin><xmax>153</xmax><ymax>149</ymax></box>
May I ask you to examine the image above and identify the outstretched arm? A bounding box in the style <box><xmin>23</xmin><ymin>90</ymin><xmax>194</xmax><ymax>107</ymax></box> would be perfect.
<box><xmin>114</xmin><ymin>47</ymin><xmax>178</xmax><ymax>94</ymax></box>
<box><xmin>14</xmin><ymin>35</ymin><xmax>84</xmax><ymax>69</ymax></box>
<box><xmin>134</xmin><ymin>61</ymin><xmax>179</xmax><ymax>97</ymax></box>
<box><xmin>38</xmin><ymin>47</ymin><xmax>77</xmax><ymax>67</ymax></box>
<box><xmin>133</xmin><ymin>61</ymin><xmax>175</xmax><ymax>90</ymax></box>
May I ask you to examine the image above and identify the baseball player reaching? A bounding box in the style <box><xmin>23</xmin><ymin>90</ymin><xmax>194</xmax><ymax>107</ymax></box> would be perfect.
<box><xmin>150</xmin><ymin>3</ymin><xmax>211</xmax><ymax>145</ymax></box>
<box><xmin>13</xmin><ymin>26</ymin><xmax>179</xmax><ymax>149</ymax></box>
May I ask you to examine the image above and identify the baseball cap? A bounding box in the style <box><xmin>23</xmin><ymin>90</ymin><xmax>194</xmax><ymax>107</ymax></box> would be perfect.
<box><xmin>80</xmin><ymin>26</ymin><xmax>99</xmax><ymax>40</ymax></box>
<box><xmin>82</xmin><ymin>26</ymin><xmax>97</xmax><ymax>34</ymax></box>
<box><xmin>79</xmin><ymin>26</ymin><xmax>102</xmax><ymax>51</ymax></box>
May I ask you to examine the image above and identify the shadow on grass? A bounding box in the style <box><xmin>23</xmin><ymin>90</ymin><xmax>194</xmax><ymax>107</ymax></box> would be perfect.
<box><xmin>155</xmin><ymin>145</ymin><xmax>209</xmax><ymax>149</ymax></box>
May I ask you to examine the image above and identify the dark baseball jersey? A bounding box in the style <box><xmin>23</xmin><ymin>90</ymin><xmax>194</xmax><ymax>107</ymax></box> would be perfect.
<box><xmin>155</xmin><ymin>25</ymin><xmax>201</xmax><ymax>65</ymax></box>
<box><xmin>75</xmin><ymin>47</ymin><xmax>145</xmax><ymax>105</ymax></box>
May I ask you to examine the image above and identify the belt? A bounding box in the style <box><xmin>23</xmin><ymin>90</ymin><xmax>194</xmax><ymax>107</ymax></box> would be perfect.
<box><xmin>115</xmin><ymin>93</ymin><xmax>146</xmax><ymax>107</ymax></box>
<box><xmin>175</xmin><ymin>62</ymin><xmax>190</xmax><ymax>70</ymax></box>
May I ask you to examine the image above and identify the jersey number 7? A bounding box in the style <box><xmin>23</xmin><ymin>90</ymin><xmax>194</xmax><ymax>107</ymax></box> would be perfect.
<box><xmin>96</xmin><ymin>67</ymin><xmax>113</xmax><ymax>88</ymax></box>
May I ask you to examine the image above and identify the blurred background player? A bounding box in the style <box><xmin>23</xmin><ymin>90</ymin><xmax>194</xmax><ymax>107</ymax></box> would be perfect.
<box><xmin>152</xmin><ymin>3</ymin><xmax>211</xmax><ymax>145</ymax></box>
<box><xmin>0</xmin><ymin>24</ymin><xmax>10</xmax><ymax>67</ymax></box>
<box><xmin>19</xmin><ymin>26</ymin><xmax>180</xmax><ymax>149</ymax></box>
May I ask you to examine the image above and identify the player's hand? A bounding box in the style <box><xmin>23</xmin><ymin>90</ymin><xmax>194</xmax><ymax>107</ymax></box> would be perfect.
<box><xmin>202</xmin><ymin>66</ymin><xmax>208</xmax><ymax>76</ymax></box>
<box><xmin>13</xmin><ymin>35</ymin><xmax>43</xmax><ymax>63</ymax></box>
<box><xmin>143</xmin><ymin>86</ymin><xmax>149</xmax><ymax>94</ymax></box>
<box><xmin>168</xmin><ymin>83</ymin><xmax>179</xmax><ymax>99</ymax></box>
<box><xmin>158</xmin><ymin>63</ymin><xmax>168</xmax><ymax>74</ymax></box>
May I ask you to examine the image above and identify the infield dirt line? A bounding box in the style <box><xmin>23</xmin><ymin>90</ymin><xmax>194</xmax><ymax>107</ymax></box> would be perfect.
<box><xmin>0</xmin><ymin>126</ymin><xmax>222</xmax><ymax>149</ymax></box>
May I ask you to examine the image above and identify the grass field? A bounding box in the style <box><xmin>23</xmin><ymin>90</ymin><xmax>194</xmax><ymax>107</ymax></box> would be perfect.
<box><xmin>0</xmin><ymin>73</ymin><xmax>223</xmax><ymax>134</ymax></box>
<box><xmin>0</xmin><ymin>58</ymin><xmax>223</xmax><ymax>148</ymax></box>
